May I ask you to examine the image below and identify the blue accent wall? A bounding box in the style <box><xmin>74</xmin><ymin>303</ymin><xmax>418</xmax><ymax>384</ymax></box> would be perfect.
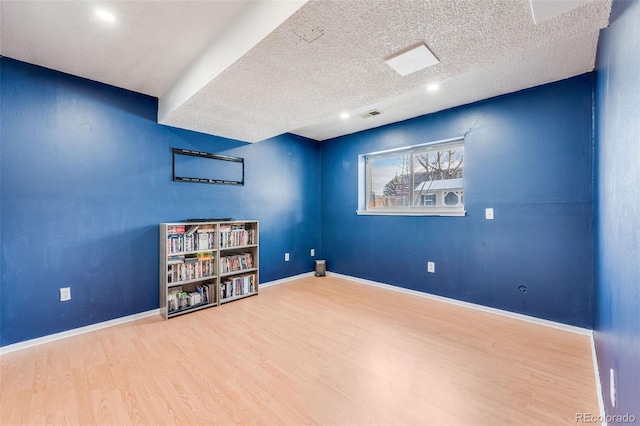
<box><xmin>594</xmin><ymin>0</ymin><xmax>640</xmax><ymax>418</ymax></box>
<box><xmin>0</xmin><ymin>58</ymin><xmax>321</xmax><ymax>346</ymax></box>
<box><xmin>321</xmin><ymin>75</ymin><xmax>595</xmax><ymax>328</ymax></box>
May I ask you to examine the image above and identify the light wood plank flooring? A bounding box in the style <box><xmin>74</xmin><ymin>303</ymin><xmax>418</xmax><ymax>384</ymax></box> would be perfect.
<box><xmin>1</xmin><ymin>275</ymin><xmax>600</xmax><ymax>425</ymax></box>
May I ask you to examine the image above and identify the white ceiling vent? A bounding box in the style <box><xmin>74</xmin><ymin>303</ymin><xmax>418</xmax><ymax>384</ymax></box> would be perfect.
<box><xmin>359</xmin><ymin>110</ymin><xmax>382</xmax><ymax>119</ymax></box>
<box><xmin>385</xmin><ymin>43</ymin><xmax>440</xmax><ymax>76</ymax></box>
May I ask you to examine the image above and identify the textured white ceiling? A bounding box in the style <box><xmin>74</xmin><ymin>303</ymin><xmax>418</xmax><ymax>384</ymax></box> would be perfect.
<box><xmin>160</xmin><ymin>0</ymin><xmax>611</xmax><ymax>142</ymax></box>
<box><xmin>293</xmin><ymin>31</ymin><xmax>602</xmax><ymax>141</ymax></box>
<box><xmin>1</xmin><ymin>0</ymin><xmax>612</xmax><ymax>143</ymax></box>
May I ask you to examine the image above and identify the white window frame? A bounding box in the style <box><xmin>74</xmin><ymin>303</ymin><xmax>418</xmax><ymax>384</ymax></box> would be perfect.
<box><xmin>357</xmin><ymin>136</ymin><xmax>465</xmax><ymax>216</ymax></box>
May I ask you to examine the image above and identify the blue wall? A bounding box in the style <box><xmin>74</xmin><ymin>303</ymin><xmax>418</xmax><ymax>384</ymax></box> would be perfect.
<box><xmin>594</xmin><ymin>0</ymin><xmax>640</xmax><ymax>418</ymax></box>
<box><xmin>321</xmin><ymin>75</ymin><xmax>595</xmax><ymax>328</ymax></box>
<box><xmin>0</xmin><ymin>58</ymin><xmax>321</xmax><ymax>347</ymax></box>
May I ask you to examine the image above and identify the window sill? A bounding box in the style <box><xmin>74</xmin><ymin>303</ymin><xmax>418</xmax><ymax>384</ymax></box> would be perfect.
<box><xmin>356</xmin><ymin>209</ymin><xmax>466</xmax><ymax>217</ymax></box>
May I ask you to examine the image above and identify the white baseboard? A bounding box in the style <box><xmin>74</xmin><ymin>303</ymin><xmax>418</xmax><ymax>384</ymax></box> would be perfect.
<box><xmin>0</xmin><ymin>309</ymin><xmax>161</xmax><ymax>355</ymax></box>
<box><xmin>0</xmin><ymin>271</ymin><xmax>315</xmax><ymax>355</ymax></box>
<box><xmin>0</xmin><ymin>271</ymin><xmax>593</xmax><ymax>359</ymax></box>
<box><xmin>328</xmin><ymin>271</ymin><xmax>592</xmax><ymax>336</ymax></box>
<box><xmin>591</xmin><ymin>332</ymin><xmax>607</xmax><ymax>425</ymax></box>
<box><xmin>259</xmin><ymin>271</ymin><xmax>315</xmax><ymax>288</ymax></box>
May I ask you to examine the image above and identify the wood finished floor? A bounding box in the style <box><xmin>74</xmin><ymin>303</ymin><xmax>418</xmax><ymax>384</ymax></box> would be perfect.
<box><xmin>1</xmin><ymin>275</ymin><xmax>599</xmax><ymax>425</ymax></box>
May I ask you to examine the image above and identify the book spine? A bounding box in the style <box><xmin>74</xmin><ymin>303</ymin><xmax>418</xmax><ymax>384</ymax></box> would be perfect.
<box><xmin>220</xmin><ymin>253</ymin><xmax>253</xmax><ymax>274</ymax></box>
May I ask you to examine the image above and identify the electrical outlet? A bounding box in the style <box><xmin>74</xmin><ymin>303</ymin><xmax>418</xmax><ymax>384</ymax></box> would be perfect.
<box><xmin>610</xmin><ymin>368</ymin><xmax>616</xmax><ymax>407</ymax></box>
<box><xmin>285</xmin><ymin>253</ymin><xmax>290</xmax><ymax>262</ymax></box>
<box><xmin>427</xmin><ymin>262</ymin><xmax>435</xmax><ymax>273</ymax></box>
<box><xmin>310</xmin><ymin>248</ymin><xmax>315</xmax><ymax>257</ymax></box>
<box><xmin>60</xmin><ymin>287</ymin><xmax>71</xmax><ymax>302</ymax></box>
<box><xmin>485</xmin><ymin>208</ymin><xmax>494</xmax><ymax>220</ymax></box>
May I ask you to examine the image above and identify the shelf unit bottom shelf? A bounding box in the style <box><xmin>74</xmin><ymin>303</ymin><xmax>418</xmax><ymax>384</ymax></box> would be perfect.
<box><xmin>168</xmin><ymin>301</ymin><xmax>216</xmax><ymax>318</ymax></box>
<box><xmin>219</xmin><ymin>292</ymin><xmax>258</xmax><ymax>304</ymax></box>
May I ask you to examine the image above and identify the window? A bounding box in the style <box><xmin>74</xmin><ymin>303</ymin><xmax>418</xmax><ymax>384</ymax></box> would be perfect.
<box><xmin>357</xmin><ymin>137</ymin><xmax>465</xmax><ymax>216</ymax></box>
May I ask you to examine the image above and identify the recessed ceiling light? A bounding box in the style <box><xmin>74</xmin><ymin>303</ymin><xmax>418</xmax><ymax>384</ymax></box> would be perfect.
<box><xmin>385</xmin><ymin>43</ymin><xmax>439</xmax><ymax>77</ymax></box>
<box><xmin>96</xmin><ymin>10</ymin><xmax>115</xmax><ymax>22</ymax></box>
<box><xmin>426</xmin><ymin>83</ymin><xmax>440</xmax><ymax>92</ymax></box>
<box><xmin>340</xmin><ymin>112</ymin><xmax>350</xmax><ymax>119</ymax></box>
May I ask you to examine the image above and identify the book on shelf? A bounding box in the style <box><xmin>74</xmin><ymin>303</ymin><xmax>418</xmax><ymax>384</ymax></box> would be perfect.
<box><xmin>167</xmin><ymin>287</ymin><xmax>183</xmax><ymax>312</ymax></box>
<box><xmin>196</xmin><ymin>284</ymin><xmax>216</xmax><ymax>305</ymax></box>
<box><xmin>194</xmin><ymin>225</ymin><xmax>215</xmax><ymax>250</ymax></box>
<box><xmin>207</xmin><ymin>283</ymin><xmax>216</xmax><ymax>304</ymax></box>
<box><xmin>167</xmin><ymin>224</ymin><xmax>217</xmax><ymax>253</ymax></box>
<box><xmin>221</xmin><ymin>273</ymin><xmax>256</xmax><ymax>300</ymax></box>
<box><xmin>167</xmin><ymin>255</ymin><xmax>216</xmax><ymax>283</ymax></box>
<box><xmin>196</xmin><ymin>285</ymin><xmax>205</xmax><ymax>303</ymax></box>
<box><xmin>188</xmin><ymin>291</ymin><xmax>202</xmax><ymax>305</ymax></box>
<box><xmin>167</xmin><ymin>225</ymin><xmax>185</xmax><ymax>235</ymax></box>
<box><xmin>184</xmin><ymin>234</ymin><xmax>194</xmax><ymax>252</ymax></box>
<box><xmin>219</xmin><ymin>223</ymin><xmax>256</xmax><ymax>248</ymax></box>
<box><xmin>168</xmin><ymin>256</ymin><xmax>184</xmax><ymax>265</ymax></box>
<box><xmin>168</xmin><ymin>285</ymin><xmax>213</xmax><ymax>313</ymax></box>
<box><xmin>220</xmin><ymin>253</ymin><xmax>253</xmax><ymax>274</ymax></box>
<box><xmin>167</xmin><ymin>234</ymin><xmax>183</xmax><ymax>254</ymax></box>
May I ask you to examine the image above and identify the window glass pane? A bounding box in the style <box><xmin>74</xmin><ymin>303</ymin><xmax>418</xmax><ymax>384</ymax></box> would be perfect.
<box><xmin>369</xmin><ymin>155</ymin><xmax>412</xmax><ymax>208</ymax></box>
<box><xmin>412</xmin><ymin>146</ymin><xmax>464</xmax><ymax>207</ymax></box>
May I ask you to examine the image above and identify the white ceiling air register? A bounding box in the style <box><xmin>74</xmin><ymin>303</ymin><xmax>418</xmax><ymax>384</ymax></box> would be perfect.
<box><xmin>385</xmin><ymin>43</ymin><xmax>440</xmax><ymax>76</ymax></box>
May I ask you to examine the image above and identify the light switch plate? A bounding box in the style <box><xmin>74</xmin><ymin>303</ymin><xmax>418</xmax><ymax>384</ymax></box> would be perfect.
<box><xmin>60</xmin><ymin>287</ymin><xmax>71</xmax><ymax>301</ymax></box>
